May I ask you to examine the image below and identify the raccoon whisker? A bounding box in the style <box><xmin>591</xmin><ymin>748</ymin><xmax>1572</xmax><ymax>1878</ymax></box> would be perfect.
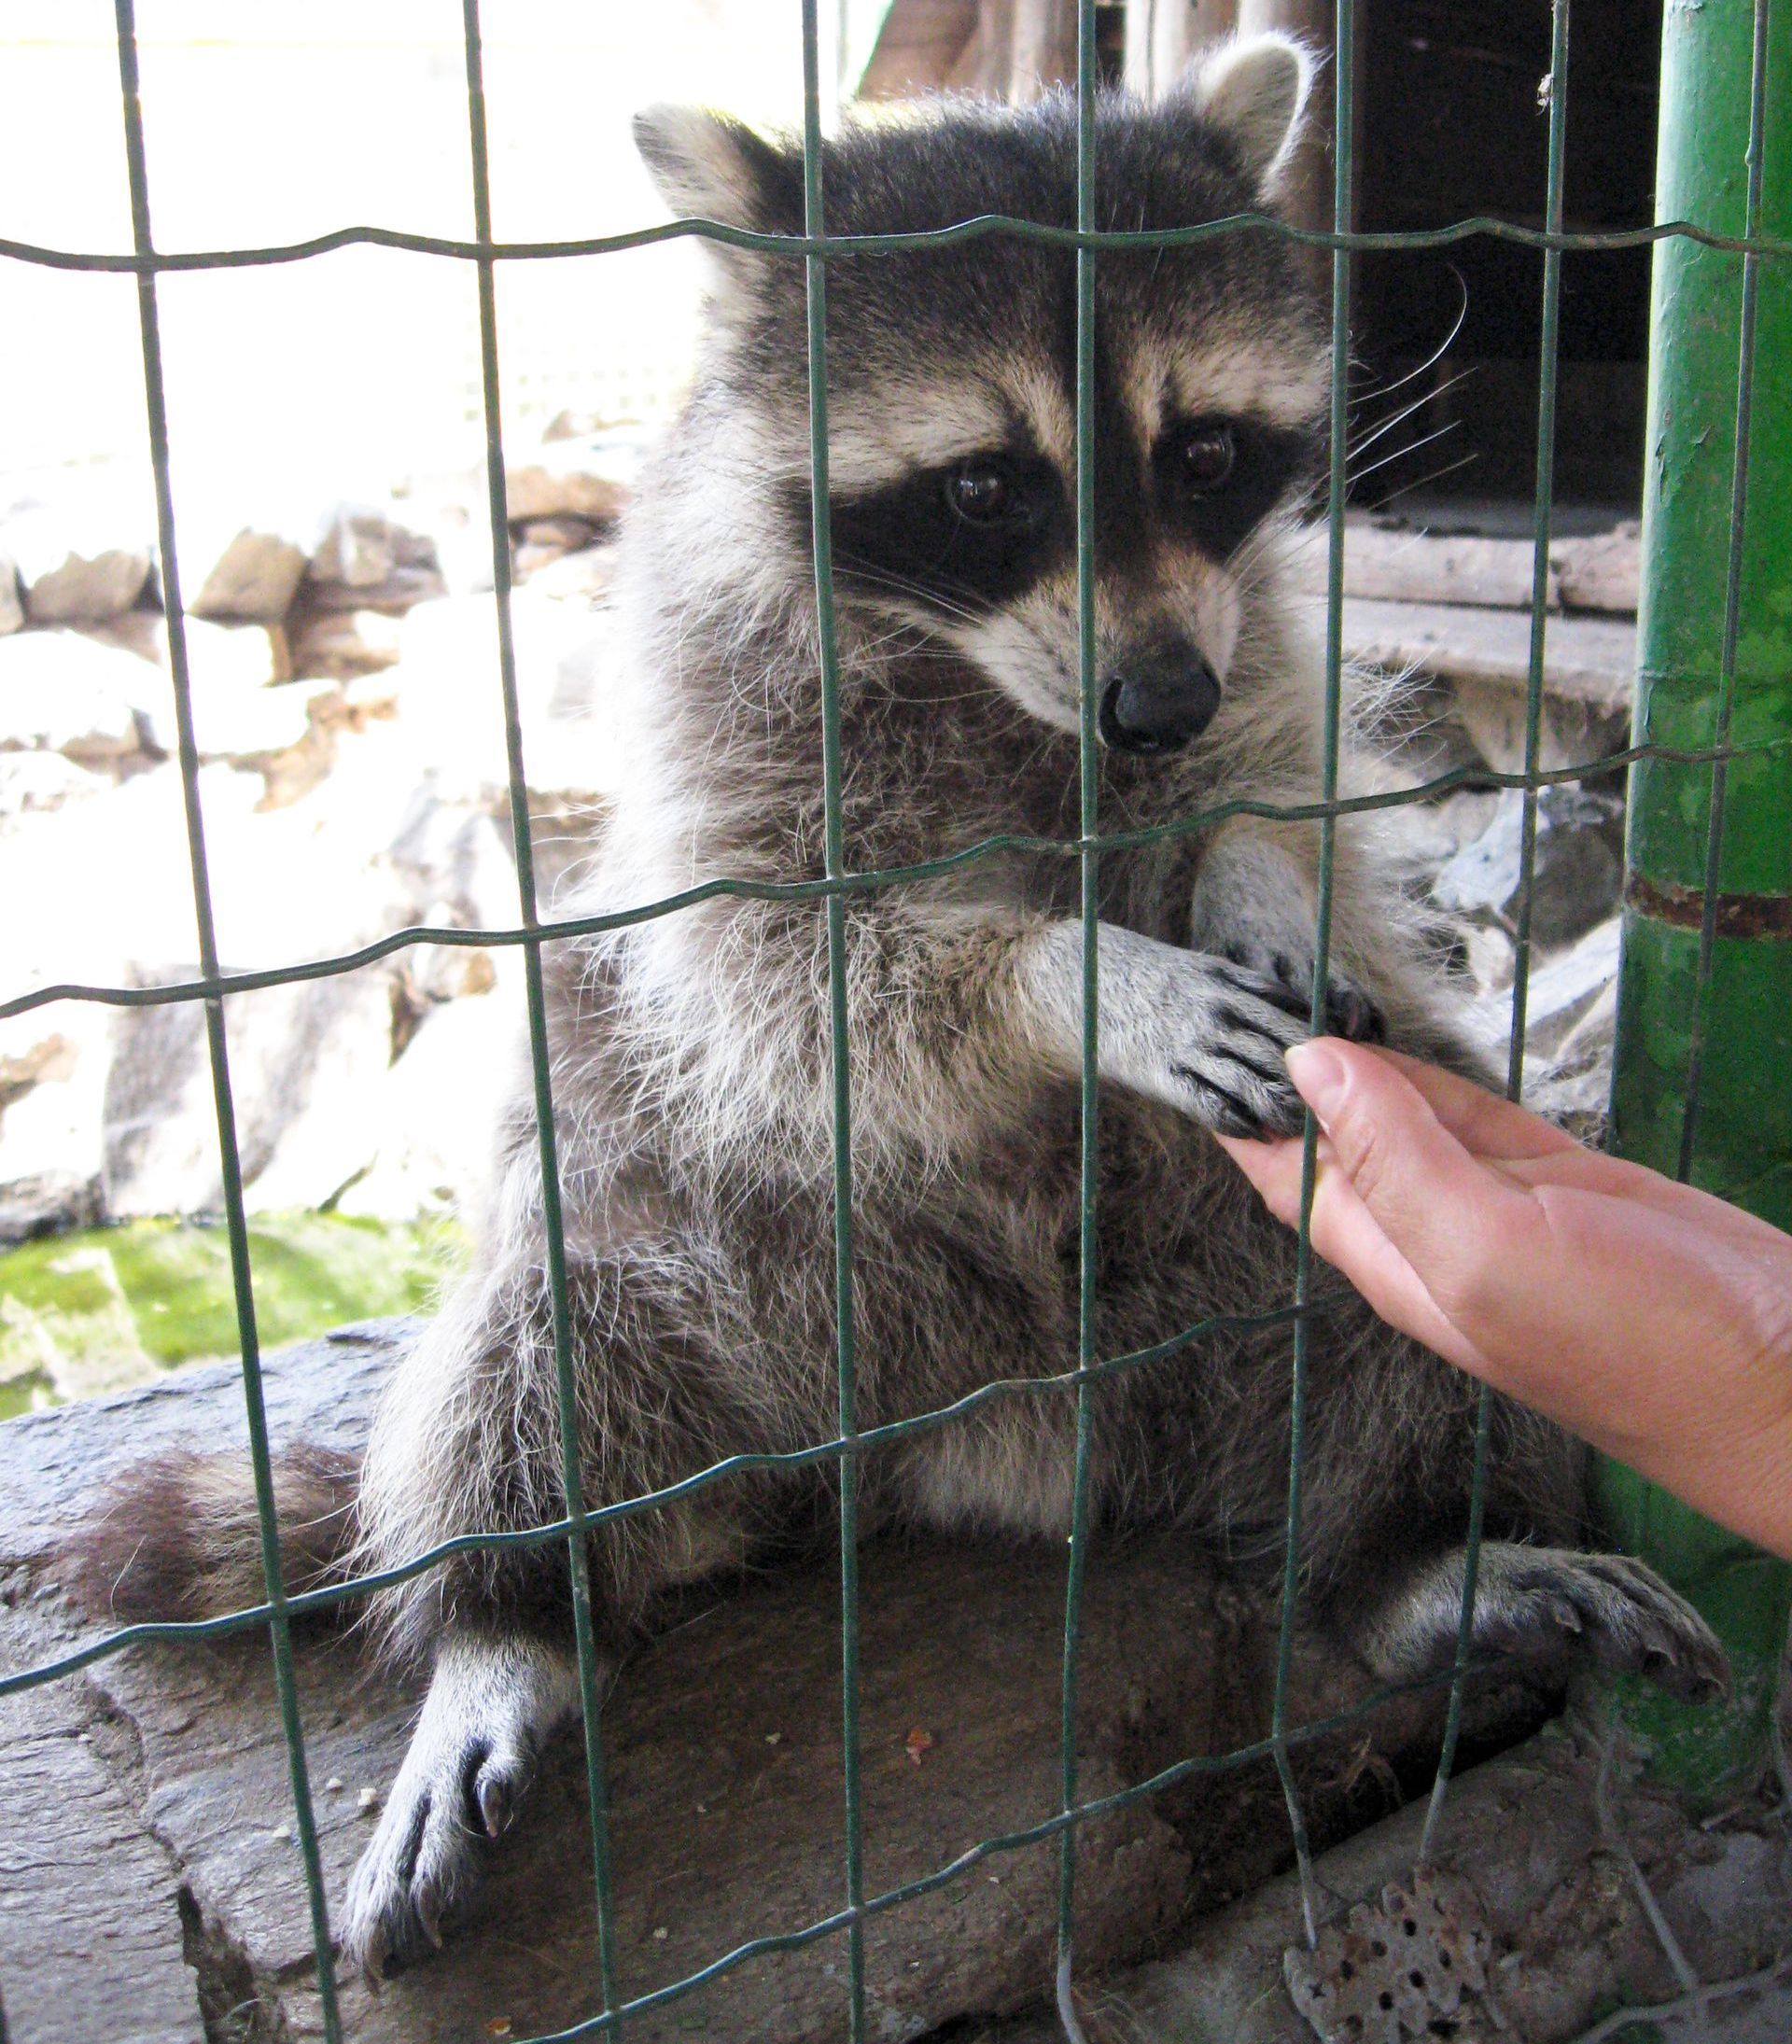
<box><xmin>1348</xmin><ymin>272</ymin><xmax>1469</xmax><ymax>413</ymax></box>
<box><xmin>836</xmin><ymin>561</ymin><xmax>989</xmax><ymax>630</ymax></box>
<box><xmin>847</xmin><ymin>585</ymin><xmax>987</xmax><ymax>636</ymax></box>
<box><xmin>1355</xmin><ymin>448</ymin><xmax>1481</xmax><ymax>515</ymax></box>
<box><xmin>1347</xmin><ymin>416</ymin><xmax>1463</xmax><ymax>491</ymax></box>
<box><xmin>1346</xmin><ymin>368</ymin><xmax>1474</xmax><ymax>467</ymax></box>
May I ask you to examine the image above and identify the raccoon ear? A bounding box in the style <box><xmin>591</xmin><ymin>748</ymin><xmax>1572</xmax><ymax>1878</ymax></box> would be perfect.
<box><xmin>1184</xmin><ymin>33</ymin><xmax>1316</xmax><ymax>201</ymax></box>
<box><xmin>633</xmin><ymin>104</ymin><xmax>800</xmax><ymax>234</ymax></box>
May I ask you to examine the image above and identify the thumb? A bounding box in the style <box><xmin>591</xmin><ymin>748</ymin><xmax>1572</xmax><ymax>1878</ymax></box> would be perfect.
<box><xmin>1284</xmin><ymin>1039</ymin><xmax>1527</xmax><ymax>1312</ymax></box>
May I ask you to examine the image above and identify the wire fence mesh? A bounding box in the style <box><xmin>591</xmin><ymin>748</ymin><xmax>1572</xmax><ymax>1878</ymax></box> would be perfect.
<box><xmin>1</xmin><ymin>2</ymin><xmax>1788</xmax><ymax>2041</ymax></box>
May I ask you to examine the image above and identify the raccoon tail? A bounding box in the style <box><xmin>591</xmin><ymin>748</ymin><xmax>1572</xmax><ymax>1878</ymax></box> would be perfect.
<box><xmin>67</xmin><ymin>1444</ymin><xmax>360</xmax><ymax>1628</ymax></box>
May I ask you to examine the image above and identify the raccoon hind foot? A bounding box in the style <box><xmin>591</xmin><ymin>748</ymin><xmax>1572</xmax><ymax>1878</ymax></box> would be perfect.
<box><xmin>343</xmin><ymin>1632</ymin><xmax>581</xmax><ymax>1981</ymax></box>
<box><xmin>1361</xmin><ymin>1542</ymin><xmax>1729</xmax><ymax>1706</ymax></box>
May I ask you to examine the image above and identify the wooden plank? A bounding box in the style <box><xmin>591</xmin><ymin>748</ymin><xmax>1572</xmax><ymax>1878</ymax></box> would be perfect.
<box><xmin>1553</xmin><ymin>523</ymin><xmax>1641</xmax><ymax>614</ymax></box>
<box><xmin>1294</xmin><ymin>523</ymin><xmax>1640</xmax><ymax>616</ymax></box>
<box><xmin>1316</xmin><ymin>526</ymin><xmax>1555</xmax><ymax>610</ymax></box>
<box><xmin>1342</xmin><ymin>595</ymin><xmax>1637</xmax><ymax>712</ymax></box>
<box><xmin>1123</xmin><ymin>0</ymin><xmax>1237</xmax><ymax>97</ymax></box>
<box><xmin>947</xmin><ymin>0</ymin><xmax>1078</xmax><ymax>100</ymax></box>
<box><xmin>859</xmin><ymin>0</ymin><xmax>979</xmax><ymax>97</ymax></box>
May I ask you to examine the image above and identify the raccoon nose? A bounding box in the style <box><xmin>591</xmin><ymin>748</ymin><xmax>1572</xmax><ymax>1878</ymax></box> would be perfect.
<box><xmin>1098</xmin><ymin>657</ymin><xmax>1221</xmax><ymax>755</ymax></box>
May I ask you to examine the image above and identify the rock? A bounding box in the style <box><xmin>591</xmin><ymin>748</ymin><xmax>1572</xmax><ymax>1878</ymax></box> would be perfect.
<box><xmin>2</xmin><ymin>505</ymin><xmax>152</xmax><ymax>624</ymax></box>
<box><xmin>1473</xmin><ymin>917</ymin><xmax>1621</xmax><ymax>1096</ymax></box>
<box><xmin>0</xmin><ymin>750</ymin><xmax>110</xmax><ymax>822</ymax></box>
<box><xmin>1463</xmin><ymin>922</ymin><xmax>1516</xmax><ymax>998</ymax></box>
<box><xmin>542</xmin><ymin>407</ymin><xmax>605</xmax><ymax>441</ymax></box>
<box><xmin>399</xmin><ymin>931</ymin><xmax>501</xmax><ymax>1004</ymax></box>
<box><xmin>102</xmin><ymin>965</ymin><xmax>398</xmax><ymax>1219</ymax></box>
<box><xmin>522</xmin><ymin>542</ymin><xmax>615</xmax><ymax>606</ymax></box>
<box><xmin>514</xmin><ymin>513</ymin><xmax>603</xmax><ymax>581</ymax></box>
<box><xmin>385</xmin><ymin>592</ymin><xmax>622</xmax><ymax>802</ymax></box>
<box><xmin>1449</xmin><ymin>674</ymin><xmax>1629</xmax><ymax>780</ymax></box>
<box><xmin>503</xmin><ymin>430</ymin><xmax>644</xmax><ymax>524</ymax></box>
<box><xmin>306</xmin><ymin>503</ymin><xmax>445</xmax><ymax>613</ymax></box>
<box><xmin>1520</xmin><ymin>914</ymin><xmax>1622</xmax><ymax>1051</ymax></box>
<box><xmin>386</xmin><ymin>483</ymin><xmax>495</xmax><ymax>596</ymax></box>
<box><xmin>1096</xmin><ymin>1719</ymin><xmax>1792</xmax><ymax>2044</ymax></box>
<box><xmin>0</xmin><ymin>762</ymin><xmax>263</xmax><ymax>1014</ymax></box>
<box><xmin>140</xmin><ymin>673</ymin><xmax>332</xmax><ymax>769</ymax></box>
<box><xmin>0</xmin><ymin>1026</ymin><xmax>78</xmax><ymax>1099</ymax></box>
<box><xmin>336</xmin><ymin>986</ymin><xmax>516</xmax><ymax>1220</ymax></box>
<box><xmin>1432</xmin><ymin>786</ymin><xmax>1623</xmax><ymax>948</ymax></box>
<box><xmin>0</xmin><ymin>1008</ymin><xmax>112</xmax><ymax>1246</ymax></box>
<box><xmin>96</xmin><ymin>612</ymin><xmax>342</xmax><ymax>797</ymax></box>
<box><xmin>385</xmin><ymin>788</ymin><xmax>520</xmax><ymax>931</ymax></box>
<box><xmin>0</xmin><ymin>629</ymin><xmax>145</xmax><ymax>763</ymax></box>
<box><xmin>288</xmin><ymin>605</ymin><xmax>405</xmax><ymax>681</ymax></box>
<box><xmin>0</xmin><ymin>553</ymin><xmax>21</xmax><ymax>635</ymax></box>
<box><xmin>516</xmin><ymin>513</ymin><xmax>599</xmax><ymax>553</ymax></box>
<box><xmin>185</xmin><ymin>522</ymin><xmax>309</xmax><ymax>623</ymax></box>
<box><xmin>301</xmin><ymin>562</ymin><xmax>447</xmax><ymax>615</ymax></box>
<box><xmin>1529</xmin><ymin>977</ymin><xmax>1619</xmax><ymax>1131</ymax></box>
<box><xmin>0</xmin><ymin>1092</ymin><xmax>106</xmax><ymax>1244</ymax></box>
<box><xmin>96</xmin><ymin>607</ymin><xmax>291</xmax><ymax>689</ymax></box>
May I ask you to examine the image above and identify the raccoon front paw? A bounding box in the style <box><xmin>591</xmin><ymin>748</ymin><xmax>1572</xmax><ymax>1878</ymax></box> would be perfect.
<box><xmin>1213</xmin><ymin>939</ymin><xmax>1387</xmax><ymax>1046</ymax></box>
<box><xmin>1162</xmin><ymin>959</ymin><xmax>1319</xmax><ymax>1140</ymax></box>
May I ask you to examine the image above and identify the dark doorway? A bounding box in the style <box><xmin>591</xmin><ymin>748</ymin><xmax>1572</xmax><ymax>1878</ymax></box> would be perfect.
<box><xmin>1351</xmin><ymin>0</ymin><xmax>1663</xmax><ymax>523</ymax></box>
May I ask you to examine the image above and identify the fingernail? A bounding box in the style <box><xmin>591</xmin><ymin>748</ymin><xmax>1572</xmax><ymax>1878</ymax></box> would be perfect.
<box><xmin>1285</xmin><ymin>1040</ymin><xmax>1348</xmax><ymax>1125</ymax></box>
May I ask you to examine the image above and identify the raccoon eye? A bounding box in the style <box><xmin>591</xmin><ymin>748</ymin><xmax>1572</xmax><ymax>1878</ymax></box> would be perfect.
<box><xmin>945</xmin><ymin>460</ymin><xmax>1023</xmax><ymax>526</ymax></box>
<box><xmin>1173</xmin><ymin>423</ymin><xmax>1236</xmax><ymax>495</ymax></box>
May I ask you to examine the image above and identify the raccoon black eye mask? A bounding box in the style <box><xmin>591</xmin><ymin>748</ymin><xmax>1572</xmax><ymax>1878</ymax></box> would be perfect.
<box><xmin>821</xmin><ymin>414</ymin><xmax>1317</xmax><ymax>617</ymax></box>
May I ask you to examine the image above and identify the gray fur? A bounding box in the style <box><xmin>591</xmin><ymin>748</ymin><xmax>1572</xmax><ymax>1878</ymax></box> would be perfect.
<box><xmin>71</xmin><ymin>57</ymin><xmax>1725</xmax><ymax>1979</ymax></box>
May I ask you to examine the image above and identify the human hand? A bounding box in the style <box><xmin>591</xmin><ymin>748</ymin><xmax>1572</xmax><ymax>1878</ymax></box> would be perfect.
<box><xmin>1217</xmin><ymin>1039</ymin><xmax>1792</xmax><ymax>1561</ymax></box>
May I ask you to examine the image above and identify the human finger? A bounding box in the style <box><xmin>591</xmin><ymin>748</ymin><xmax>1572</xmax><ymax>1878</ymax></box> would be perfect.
<box><xmin>1215</xmin><ymin>1130</ymin><xmax>1493</xmax><ymax>1373</ymax></box>
<box><xmin>1373</xmin><ymin>1046</ymin><xmax>1581</xmax><ymax>1161</ymax></box>
<box><xmin>1282</xmin><ymin>1039</ymin><xmax>1543</xmax><ymax>1323</ymax></box>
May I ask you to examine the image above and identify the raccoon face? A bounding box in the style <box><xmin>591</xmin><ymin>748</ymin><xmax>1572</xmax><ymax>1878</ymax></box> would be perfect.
<box><xmin>636</xmin><ymin>34</ymin><xmax>1327</xmax><ymax>756</ymax></box>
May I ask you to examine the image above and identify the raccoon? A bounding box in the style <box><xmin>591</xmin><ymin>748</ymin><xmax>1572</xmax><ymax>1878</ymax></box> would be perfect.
<box><xmin>77</xmin><ymin>35</ymin><xmax>1724</xmax><ymax>1982</ymax></box>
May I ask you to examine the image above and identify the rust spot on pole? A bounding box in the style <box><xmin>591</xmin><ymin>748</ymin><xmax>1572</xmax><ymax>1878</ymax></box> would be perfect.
<box><xmin>1624</xmin><ymin>872</ymin><xmax>1792</xmax><ymax>940</ymax></box>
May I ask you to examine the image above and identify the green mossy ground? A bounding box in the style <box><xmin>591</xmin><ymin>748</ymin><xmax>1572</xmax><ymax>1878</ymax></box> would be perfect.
<box><xmin>0</xmin><ymin>1213</ymin><xmax>466</xmax><ymax>1418</ymax></box>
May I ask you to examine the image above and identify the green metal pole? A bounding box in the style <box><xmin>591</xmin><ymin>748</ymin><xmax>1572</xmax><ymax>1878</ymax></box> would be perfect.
<box><xmin>1603</xmin><ymin>0</ymin><xmax>1792</xmax><ymax>1800</ymax></box>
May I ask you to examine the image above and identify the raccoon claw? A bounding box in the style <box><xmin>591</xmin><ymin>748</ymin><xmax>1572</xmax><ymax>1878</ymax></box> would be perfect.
<box><xmin>1547</xmin><ymin>1551</ymin><xmax>1730</xmax><ymax>1703</ymax></box>
<box><xmin>343</xmin><ymin>1755</ymin><xmax>485</xmax><ymax>1981</ymax></box>
<box><xmin>1214</xmin><ymin>944</ymin><xmax>1385</xmax><ymax>1047</ymax></box>
<box><xmin>1272</xmin><ymin>957</ymin><xmax>1384</xmax><ymax>1045</ymax></box>
<box><xmin>1324</xmin><ymin>980</ymin><xmax>1386</xmax><ymax>1045</ymax></box>
<box><xmin>340</xmin><ymin>1636</ymin><xmax>578</xmax><ymax>1979</ymax></box>
<box><xmin>1374</xmin><ymin>1544</ymin><xmax>1731</xmax><ymax>1708</ymax></box>
<box><xmin>476</xmin><ymin>1748</ymin><xmax>528</xmax><ymax>1839</ymax></box>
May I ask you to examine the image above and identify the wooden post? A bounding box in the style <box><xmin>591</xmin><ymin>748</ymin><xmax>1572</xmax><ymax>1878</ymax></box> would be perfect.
<box><xmin>861</xmin><ymin>0</ymin><xmax>1081</xmax><ymax>102</ymax></box>
<box><xmin>953</xmin><ymin>0</ymin><xmax>1080</xmax><ymax>100</ymax></box>
<box><xmin>1235</xmin><ymin>0</ymin><xmax>1337</xmax><ymax>253</ymax></box>
<box><xmin>1124</xmin><ymin>0</ymin><xmax>1239</xmax><ymax>100</ymax></box>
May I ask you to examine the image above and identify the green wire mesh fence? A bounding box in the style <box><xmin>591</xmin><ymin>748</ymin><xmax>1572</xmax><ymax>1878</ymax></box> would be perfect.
<box><xmin>2</xmin><ymin>1</ymin><xmax>1790</xmax><ymax>2040</ymax></box>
